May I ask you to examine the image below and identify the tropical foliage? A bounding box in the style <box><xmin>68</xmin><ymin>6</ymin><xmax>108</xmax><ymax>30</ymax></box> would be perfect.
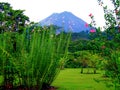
<box><xmin>0</xmin><ymin>0</ymin><xmax>120</xmax><ymax>90</ymax></box>
<box><xmin>0</xmin><ymin>2</ymin><xmax>71</xmax><ymax>90</ymax></box>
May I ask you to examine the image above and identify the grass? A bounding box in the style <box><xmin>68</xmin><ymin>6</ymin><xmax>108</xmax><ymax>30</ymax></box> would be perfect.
<box><xmin>52</xmin><ymin>68</ymin><xmax>114</xmax><ymax>90</ymax></box>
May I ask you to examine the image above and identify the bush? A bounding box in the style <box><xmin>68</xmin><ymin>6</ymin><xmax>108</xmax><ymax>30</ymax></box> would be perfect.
<box><xmin>0</xmin><ymin>26</ymin><xmax>70</xmax><ymax>89</ymax></box>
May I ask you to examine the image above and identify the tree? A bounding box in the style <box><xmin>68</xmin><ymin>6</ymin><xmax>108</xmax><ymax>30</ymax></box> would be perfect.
<box><xmin>97</xmin><ymin>0</ymin><xmax>120</xmax><ymax>88</ymax></box>
<box><xmin>0</xmin><ymin>2</ymin><xmax>30</xmax><ymax>89</ymax></box>
<box><xmin>76</xmin><ymin>51</ymin><xmax>91</xmax><ymax>74</ymax></box>
<box><xmin>89</xmin><ymin>54</ymin><xmax>103</xmax><ymax>74</ymax></box>
<box><xmin>0</xmin><ymin>2</ymin><xmax>29</xmax><ymax>33</ymax></box>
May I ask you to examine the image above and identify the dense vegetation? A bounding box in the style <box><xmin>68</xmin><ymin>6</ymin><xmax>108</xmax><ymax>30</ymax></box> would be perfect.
<box><xmin>0</xmin><ymin>2</ymin><xmax>70</xmax><ymax>90</ymax></box>
<box><xmin>0</xmin><ymin>0</ymin><xmax>120</xmax><ymax>90</ymax></box>
<box><xmin>65</xmin><ymin>0</ymin><xmax>120</xmax><ymax>89</ymax></box>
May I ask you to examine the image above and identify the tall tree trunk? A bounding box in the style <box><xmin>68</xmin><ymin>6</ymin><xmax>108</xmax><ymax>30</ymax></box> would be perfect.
<box><xmin>94</xmin><ymin>67</ymin><xmax>96</xmax><ymax>74</ymax></box>
<box><xmin>81</xmin><ymin>67</ymin><xmax>83</xmax><ymax>74</ymax></box>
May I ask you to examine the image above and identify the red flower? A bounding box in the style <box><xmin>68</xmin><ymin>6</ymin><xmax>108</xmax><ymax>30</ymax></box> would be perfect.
<box><xmin>90</xmin><ymin>29</ymin><xmax>96</xmax><ymax>33</ymax></box>
<box><xmin>89</xmin><ymin>13</ymin><xmax>92</xmax><ymax>17</ymax></box>
<box><xmin>101</xmin><ymin>45</ymin><xmax>106</xmax><ymax>49</ymax></box>
<box><xmin>85</xmin><ymin>23</ymin><xmax>89</xmax><ymax>27</ymax></box>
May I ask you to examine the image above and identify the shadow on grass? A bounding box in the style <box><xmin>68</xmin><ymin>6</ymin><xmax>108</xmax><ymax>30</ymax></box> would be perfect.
<box><xmin>0</xmin><ymin>84</ymin><xmax>58</xmax><ymax>90</ymax></box>
<box><xmin>80</xmin><ymin>72</ymin><xmax>100</xmax><ymax>74</ymax></box>
<box><xmin>93</xmin><ymin>77</ymin><xmax>113</xmax><ymax>88</ymax></box>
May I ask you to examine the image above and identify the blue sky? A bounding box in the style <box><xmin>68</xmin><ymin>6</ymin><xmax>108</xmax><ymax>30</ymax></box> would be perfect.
<box><xmin>1</xmin><ymin>0</ymin><xmax>114</xmax><ymax>29</ymax></box>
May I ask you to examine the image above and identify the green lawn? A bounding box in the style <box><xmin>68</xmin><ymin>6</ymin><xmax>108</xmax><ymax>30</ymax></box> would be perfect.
<box><xmin>52</xmin><ymin>68</ymin><xmax>114</xmax><ymax>90</ymax></box>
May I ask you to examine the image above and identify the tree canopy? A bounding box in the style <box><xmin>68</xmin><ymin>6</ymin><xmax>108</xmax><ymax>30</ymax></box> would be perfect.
<box><xmin>0</xmin><ymin>2</ymin><xmax>29</xmax><ymax>33</ymax></box>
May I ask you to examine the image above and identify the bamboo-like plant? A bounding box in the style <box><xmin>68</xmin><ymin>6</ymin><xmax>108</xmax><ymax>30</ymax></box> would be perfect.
<box><xmin>0</xmin><ymin>25</ymin><xmax>71</xmax><ymax>89</ymax></box>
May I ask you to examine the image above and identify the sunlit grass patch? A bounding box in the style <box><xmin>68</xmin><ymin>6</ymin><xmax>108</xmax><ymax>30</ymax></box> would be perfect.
<box><xmin>52</xmin><ymin>68</ymin><xmax>114</xmax><ymax>90</ymax></box>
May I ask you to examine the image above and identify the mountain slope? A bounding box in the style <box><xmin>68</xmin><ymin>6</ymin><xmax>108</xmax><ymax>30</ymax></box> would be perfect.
<box><xmin>39</xmin><ymin>11</ymin><xmax>91</xmax><ymax>33</ymax></box>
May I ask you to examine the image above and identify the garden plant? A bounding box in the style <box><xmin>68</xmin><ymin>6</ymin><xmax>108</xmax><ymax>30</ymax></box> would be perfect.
<box><xmin>0</xmin><ymin>2</ymin><xmax>71</xmax><ymax>90</ymax></box>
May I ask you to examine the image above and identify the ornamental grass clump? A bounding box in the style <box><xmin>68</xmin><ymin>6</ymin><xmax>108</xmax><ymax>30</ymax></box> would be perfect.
<box><xmin>0</xmin><ymin>26</ymin><xmax>71</xmax><ymax>90</ymax></box>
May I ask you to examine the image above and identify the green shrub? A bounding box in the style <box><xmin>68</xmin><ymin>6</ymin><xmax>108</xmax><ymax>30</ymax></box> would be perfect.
<box><xmin>0</xmin><ymin>26</ymin><xmax>71</xmax><ymax>89</ymax></box>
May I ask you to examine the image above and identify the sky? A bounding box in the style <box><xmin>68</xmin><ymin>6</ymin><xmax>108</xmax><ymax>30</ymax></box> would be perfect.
<box><xmin>1</xmin><ymin>0</ymin><xmax>114</xmax><ymax>29</ymax></box>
